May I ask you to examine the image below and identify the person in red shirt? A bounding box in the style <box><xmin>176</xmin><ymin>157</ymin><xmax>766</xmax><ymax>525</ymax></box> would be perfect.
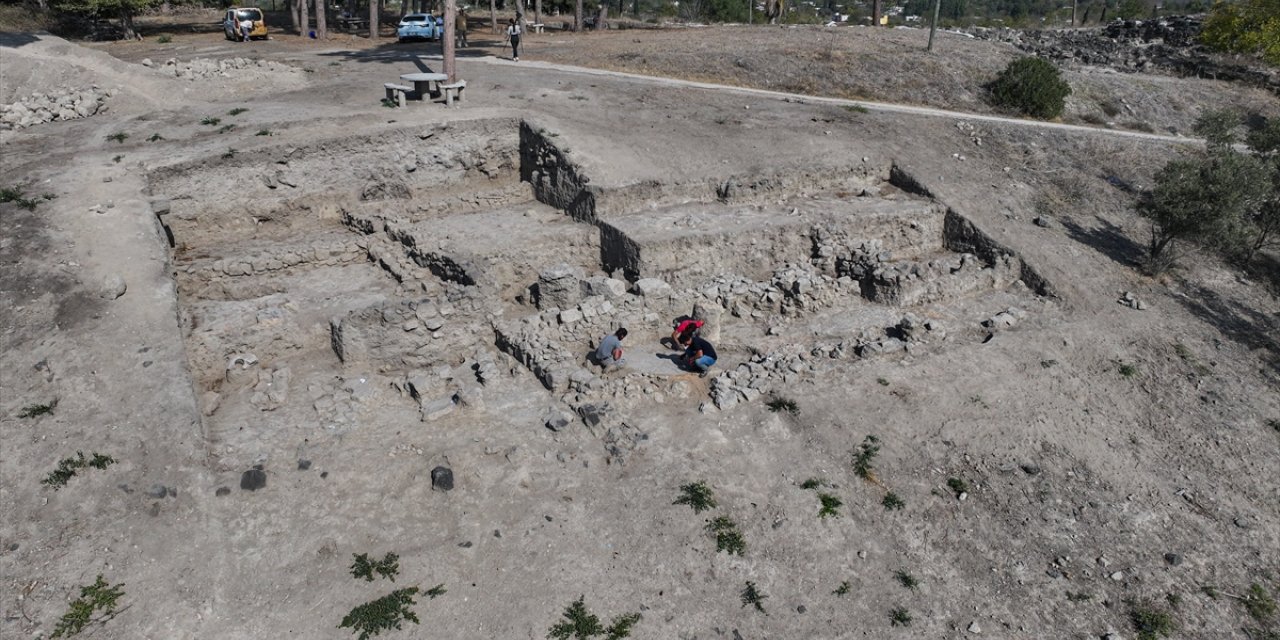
<box><xmin>670</xmin><ymin>318</ymin><xmax>704</xmax><ymax>348</ymax></box>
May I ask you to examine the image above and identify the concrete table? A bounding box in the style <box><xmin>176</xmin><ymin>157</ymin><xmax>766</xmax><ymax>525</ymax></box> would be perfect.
<box><xmin>400</xmin><ymin>72</ymin><xmax>448</xmax><ymax>98</ymax></box>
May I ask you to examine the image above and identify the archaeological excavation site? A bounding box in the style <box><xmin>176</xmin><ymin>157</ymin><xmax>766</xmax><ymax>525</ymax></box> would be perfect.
<box><xmin>3</xmin><ymin>26</ymin><xmax>1278</xmax><ymax>640</ymax></box>
<box><xmin>149</xmin><ymin>116</ymin><xmax>1048</xmax><ymax>466</ymax></box>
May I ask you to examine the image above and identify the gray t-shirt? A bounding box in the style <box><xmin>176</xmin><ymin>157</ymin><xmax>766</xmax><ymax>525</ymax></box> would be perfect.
<box><xmin>596</xmin><ymin>335</ymin><xmax>622</xmax><ymax>362</ymax></box>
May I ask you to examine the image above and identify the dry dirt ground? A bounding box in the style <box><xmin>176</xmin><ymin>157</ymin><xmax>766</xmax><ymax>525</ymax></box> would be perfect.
<box><xmin>1</xmin><ymin>23</ymin><xmax>1279</xmax><ymax>640</ymax></box>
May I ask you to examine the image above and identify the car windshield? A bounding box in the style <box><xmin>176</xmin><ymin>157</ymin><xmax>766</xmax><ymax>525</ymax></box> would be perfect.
<box><xmin>235</xmin><ymin>9</ymin><xmax>261</xmax><ymax>21</ymax></box>
<box><xmin>401</xmin><ymin>14</ymin><xmax>428</xmax><ymax>23</ymax></box>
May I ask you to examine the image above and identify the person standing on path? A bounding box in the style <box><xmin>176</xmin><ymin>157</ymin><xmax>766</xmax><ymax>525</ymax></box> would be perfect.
<box><xmin>595</xmin><ymin>328</ymin><xmax>627</xmax><ymax>370</ymax></box>
<box><xmin>455</xmin><ymin>8</ymin><xmax>468</xmax><ymax>47</ymax></box>
<box><xmin>505</xmin><ymin>18</ymin><xmax>521</xmax><ymax>61</ymax></box>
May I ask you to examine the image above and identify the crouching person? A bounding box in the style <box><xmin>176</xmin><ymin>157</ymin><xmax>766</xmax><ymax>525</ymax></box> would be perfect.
<box><xmin>680</xmin><ymin>334</ymin><xmax>717</xmax><ymax>377</ymax></box>
<box><xmin>595</xmin><ymin>327</ymin><xmax>628</xmax><ymax>370</ymax></box>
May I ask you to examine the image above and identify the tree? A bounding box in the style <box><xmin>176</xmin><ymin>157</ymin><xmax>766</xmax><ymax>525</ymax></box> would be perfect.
<box><xmin>369</xmin><ymin>0</ymin><xmax>378</xmax><ymax>39</ymax></box>
<box><xmin>1137</xmin><ymin>111</ymin><xmax>1274</xmax><ymax>272</ymax></box>
<box><xmin>316</xmin><ymin>0</ymin><xmax>327</xmax><ymax>39</ymax></box>
<box><xmin>300</xmin><ymin>0</ymin><xmax>309</xmax><ymax>36</ymax></box>
<box><xmin>986</xmin><ymin>56</ymin><xmax>1072</xmax><ymax>119</ymax></box>
<box><xmin>575</xmin><ymin>0</ymin><xmax>583</xmax><ymax>30</ymax></box>
<box><xmin>1200</xmin><ymin>0</ymin><xmax>1280</xmax><ymax>66</ymax></box>
<box><xmin>764</xmin><ymin>0</ymin><xmax>783</xmax><ymax>23</ymax></box>
<box><xmin>56</xmin><ymin>0</ymin><xmax>157</xmax><ymax>39</ymax></box>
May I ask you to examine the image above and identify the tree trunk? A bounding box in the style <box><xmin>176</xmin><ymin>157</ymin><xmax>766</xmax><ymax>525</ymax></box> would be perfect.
<box><xmin>369</xmin><ymin>0</ymin><xmax>378</xmax><ymax>39</ymax></box>
<box><xmin>490</xmin><ymin>0</ymin><xmax>497</xmax><ymax>33</ymax></box>
<box><xmin>872</xmin><ymin>0</ymin><xmax>881</xmax><ymax>25</ymax></box>
<box><xmin>1071</xmin><ymin>0</ymin><xmax>1077</xmax><ymax>25</ymax></box>
<box><xmin>535</xmin><ymin>0</ymin><xmax>541</xmax><ymax>25</ymax></box>
<box><xmin>119</xmin><ymin>6</ymin><xmax>139</xmax><ymax>39</ymax></box>
<box><xmin>301</xmin><ymin>0</ymin><xmax>310</xmax><ymax>37</ymax></box>
<box><xmin>316</xmin><ymin>0</ymin><xmax>327</xmax><ymax>38</ymax></box>
<box><xmin>596</xmin><ymin>4</ymin><xmax>607</xmax><ymax>29</ymax></box>
<box><xmin>291</xmin><ymin>0</ymin><xmax>301</xmax><ymax>34</ymax></box>
<box><xmin>443</xmin><ymin>0</ymin><xmax>456</xmax><ymax>80</ymax></box>
<box><xmin>575</xmin><ymin>0</ymin><xmax>582</xmax><ymax>30</ymax></box>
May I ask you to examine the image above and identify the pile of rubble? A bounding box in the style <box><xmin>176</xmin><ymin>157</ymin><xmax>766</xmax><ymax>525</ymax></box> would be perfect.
<box><xmin>967</xmin><ymin>17</ymin><xmax>1279</xmax><ymax>94</ymax></box>
<box><xmin>142</xmin><ymin>57</ymin><xmax>303</xmax><ymax>81</ymax></box>
<box><xmin>0</xmin><ymin>86</ymin><xmax>111</xmax><ymax>130</ymax></box>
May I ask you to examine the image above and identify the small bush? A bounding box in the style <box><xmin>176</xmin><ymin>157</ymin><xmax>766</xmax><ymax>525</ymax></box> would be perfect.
<box><xmin>0</xmin><ymin>186</ymin><xmax>24</xmax><ymax>203</ymax></box>
<box><xmin>157</xmin><ymin>33</ymin><xmax>172</xmax><ymax>43</ymax></box>
<box><xmin>350</xmin><ymin>552</ymin><xmax>399</xmax><ymax>582</ymax></box>
<box><xmin>228</xmin><ymin>107</ymin><xmax>248</xmax><ymax>116</ymax></box>
<box><xmin>843</xmin><ymin>104</ymin><xmax>869</xmax><ymax>114</ymax></box>
<box><xmin>112</xmin><ymin>155</ymin><xmax>123</xmax><ymax>163</ymax></box>
<box><xmin>852</xmin><ymin>435</ymin><xmax>880</xmax><ymax>480</ymax></box>
<box><xmin>894</xmin><ymin>570</ymin><xmax>919</xmax><ymax>592</ymax></box>
<box><xmin>673</xmin><ymin>481</ymin><xmax>716</xmax><ymax>513</ymax></box>
<box><xmin>1200</xmin><ymin>0</ymin><xmax>1280</xmax><ymax>65</ymax></box>
<box><xmin>1128</xmin><ymin>600</ymin><xmax>1177</xmax><ymax>640</ymax></box>
<box><xmin>946</xmin><ymin>477</ymin><xmax>969</xmax><ymax>497</ymax></box>
<box><xmin>817</xmin><ymin>493</ymin><xmax>842</xmax><ymax>518</ymax></box>
<box><xmin>43</xmin><ymin>452</ymin><xmax>117</xmax><ymax>490</ymax></box>
<box><xmin>766</xmin><ymin>397</ymin><xmax>799</xmax><ymax>414</ymax></box>
<box><xmin>200</xmin><ymin>116</ymin><xmax>221</xmax><ymax>126</ymax></box>
<box><xmin>218</xmin><ymin>124</ymin><xmax>236</xmax><ymax>134</ymax></box>
<box><xmin>882</xmin><ymin>492</ymin><xmax>905</xmax><ymax>511</ymax></box>
<box><xmin>833</xmin><ymin>580</ymin><xmax>851</xmax><ymax>596</ymax></box>
<box><xmin>740</xmin><ymin>581</ymin><xmax>767</xmax><ymax>614</ymax></box>
<box><xmin>256</xmin><ymin>129</ymin><xmax>273</xmax><ymax>136</ymax></box>
<box><xmin>147</xmin><ymin>133</ymin><xmax>164</xmax><ymax>142</ymax></box>
<box><xmin>19</xmin><ymin>400</ymin><xmax>56</xmax><ymax>418</ymax></box>
<box><xmin>338</xmin><ymin>587</ymin><xmax>420</xmax><ymax>640</ymax></box>
<box><xmin>1243</xmin><ymin>583</ymin><xmax>1277</xmax><ymax>623</ymax></box>
<box><xmin>105</xmin><ymin>132</ymin><xmax>128</xmax><ymax>143</ymax></box>
<box><xmin>800</xmin><ymin>477</ymin><xmax>825</xmax><ymax>490</ymax></box>
<box><xmin>986</xmin><ymin>56</ymin><xmax>1072</xmax><ymax>119</ymax></box>
<box><xmin>1067</xmin><ymin>591</ymin><xmax>1093</xmax><ymax>602</ymax></box>
<box><xmin>1118</xmin><ymin>362</ymin><xmax>1139</xmax><ymax>378</ymax></box>
<box><xmin>889</xmin><ymin>607</ymin><xmax>912</xmax><ymax>627</ymax></box>
<box><xmin>51</xmin><ymin>575</ymin><xmax>125</xmax><ymax>638</ymax></box>
<box><xmin>707</xmin><ymin>516</ymin><xmax>746</xmax><ymax>556</ymax></box>
<box><xmin>548</xmin><ymin>597</ymin><xmax>641</xmax><ymax>639</ymax></box>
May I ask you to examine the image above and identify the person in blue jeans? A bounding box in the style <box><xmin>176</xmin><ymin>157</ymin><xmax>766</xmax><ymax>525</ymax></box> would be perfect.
<box><xmin>680</xmin><ymin>334</ymin><xmax>717</xmax><ymax>377</ymax></box>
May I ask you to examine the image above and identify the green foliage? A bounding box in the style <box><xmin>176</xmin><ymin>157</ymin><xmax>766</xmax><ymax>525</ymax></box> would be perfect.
<box><xmin>105</xmin><ymin>132</ymin><xmax>127</xmax><ymax>143</ymax></box>
<box><xmin>852</xmin><ymin>435</ymin><xmax>880</xmax><ymax>480</ymax></box>
<box><xmin>833</xmin><ymin>580</ymin><xmax>851</xmax><ymax>596</ymax></box>
<box><xmin>1067</xmin><ymin>591</ymin><xmax>1093</xmax><ymax>602</ymax></box>
<box><xmin>707</xmin><ymin>516</ymin><xmax>746</xmax><ymax>555</ymax></box>
<box><xmin>200</xmin><ymin>116</ymin><xmax>221</xmax><ymax>125</ymax></box>
<box><xmin>50</xmin><ymin>575</ymin><xmax>125</xmax><ymax>638</ymax></box>
<box><xmin>1128</xmin><ymin>600</ymin><xmax>1177</xmax><ymax>640</ymax></box>
<box><xmin>338</xmin><ymin>587</ymin><xmax>419</xmax><ymax>640</ymax></box>
<box><xmin>147</xmin><ymin>133</ymin><xmax>164</xmax><ymax>142</ymax></box>
<box><xmin>766</xmin><ymin>397</ymin><xmax>799</xmax><ymax>414</ymax></box>
<box><xmin>256</xmin><ymin>129</ymin><xmax>273</xmax><ymax>136</ymax></box>
<box><xmin>43</xmin><ymin>452</ymin><xmax>117</xmax><ymax>489</ymax></box>
<box><xmin>1244</xmin><ymin>583</ymin><xmax>1277</xmax><ymax>623</ymax></box>
<box><xmin>1165</xmin><ymin>592</ymin><xmax>1182</xmax><ymax>610</ymax></box>
<box><xmin>740</xmin><ymin>581</ymin><xmax>767</xmax><ymax>614</ymax></box>
<box><xmin>1202</xmin><ymin>585</ymin><xmax>1219</xmax><ymax>599</ymax></box>
<box><xmin>673</xmin><ymin>481</ymin><xmax>716</xmax><ymax>513</ymax></box>
<box><xmin>1115</xmin><ymin>0</ymin><xmax>1147</xmax><ymax>18</ymax></box>
<box><xmin>218</xmin><ymin>124</ymin><xmax>236</xmax><ymax>134</ymax></box>
<box><xmin>889</xmin><ymin>607</ymin><xmax>912</xmax><ymax>627</ymax></box>
<box><xmin>1137</xmin><ymin>119</ymin><xmax>1274</xmax><ymax>272</ymax></box>
<box><xmin>986</xmin><ymin>56</ymin><xmax>1071</xmax><ymax>119</ymax></box>
<box><xmin>0</xmin><ymin>186</ymin><xmax>24</xmax><ymax>203</ymax></box>
<box><xmin>112</xmin><ymin>155</ymin><xmax>123</xmax><ymax>163</ymax></box>
<box><xmin>19</xmin><ymin>400</ymin><xmax>56</xmax><ymax>418</ymax></box>
<box><xmin>1201</xmin><ymin>0</ymin><xmax>1280</xmax><ymax>66</ymax></box>
<box><xmin>844</xmin><ymin>104</ymin><xmax>870</xmax><ymax>114</ymax></box>
<box><xmin>228</xmin><ymin>107</ymin><xmax>249</xmax><ymax>116</ymax></box>
<box><xmin>425</xmin><ymin>584</ymin><xmax>446</xmax><ymax>599</ymax></box>
<box><xmin>876</xmin><ymin>377</ymin><xmax>890</xmax><ymax>386</ymax></box>
<box><xmin>946</xmin><ymin>477</ymin><xmax>969</xmax><ymax>496</ymax></box>
<box><xmin>1118</xmin><ymin>362</ymin><xmax>1139</xmax><ymax>378</ymax></box>
<box><xmin>882</xmin><ymin>492</ymin><xmax>906</xmax><ymax>511</ymax></box>
<box><xmin>817</xmin><ymin>493</ymin><xmax>842</xmax><ymax>518</ymax></box>
<box><xmin>800</xmin><ymin>477</ymin><xmax>824</xmax><ymax>490</ymax></box>
<box><xmin>547</xmin><ymin>597</ymin><xmax>641</xmax><ymax>640</ymax></box>
<box><xmin>381</xmin><ymin>98</ymin><xmax>398</xmax><ymax>108</ymax></box>
<box><xmin>350</xmin><ymin>553</ymin><xmax>399</xmax><ymax>582</ymax></box>
<box><xmin>156</xmin><ymin>33</ymin><xmax>171</xmax><ymax>43</ymax></box>
<box><xmin>894</xmin><ymin>570</ymin><xmax>919</xmax><ymax>591</ymax></box>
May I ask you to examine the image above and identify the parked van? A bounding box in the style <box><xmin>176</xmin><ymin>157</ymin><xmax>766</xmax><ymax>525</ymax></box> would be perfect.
<box><xmin>223</xmin><ymin>8</ymin><xmax>267</xmax><ymax>41</ymax></box>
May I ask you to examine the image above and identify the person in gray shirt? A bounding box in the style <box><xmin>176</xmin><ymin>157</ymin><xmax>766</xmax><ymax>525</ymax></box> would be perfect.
<box><xmin>595</xmin><ymin>327</ymin><xmax>628</xmax><ymax>369</ymax></box>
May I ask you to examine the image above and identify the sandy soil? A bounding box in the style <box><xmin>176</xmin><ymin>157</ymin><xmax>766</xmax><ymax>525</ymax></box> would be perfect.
<box><xmin>1</xmin><ymin>25</ymin><xmax>1278</xmax><ymax>640</ymax></box>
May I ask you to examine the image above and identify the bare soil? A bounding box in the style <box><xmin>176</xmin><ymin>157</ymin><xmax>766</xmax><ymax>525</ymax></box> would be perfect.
<box><xmin>1</xmin><ymin>23</ymin><xmax>1278</xmax><ymax>640</ymax></box>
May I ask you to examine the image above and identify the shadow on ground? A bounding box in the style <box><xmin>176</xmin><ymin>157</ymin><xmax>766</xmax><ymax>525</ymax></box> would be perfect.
<box><xmin>1062</xmin><ymin>216</ymin><xmax>1145</xmax><ymax>268</ymax></box>
<box><xmin>1174</xmin><ymin>276</ymin><xmax>1280</xmax><ymax>374</ymax></box>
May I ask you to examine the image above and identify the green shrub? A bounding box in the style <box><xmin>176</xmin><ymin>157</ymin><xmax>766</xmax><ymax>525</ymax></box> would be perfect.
<box><xmin>1200</xmin><ymin>0</ymin><xmax>1280</xmax><ymax>66</ymax></box>
<box><xmin>338</xmin><ymin>587</ymin><xmax>420</xmax><ymax>640</ymax></box>
<box><xmin>986</xmin><ymin>57</ymin><xmax>1072</xmax><ymax>119</ymax></box>
<box><xmin>157</xmin><ymin>33</ymin><xmax>172</xmax><ymax>43</ymax></box>
<box><xmin>51</xmin><ymin>575</ymin><xmax>125</xmax><ymax>638</ymax></box>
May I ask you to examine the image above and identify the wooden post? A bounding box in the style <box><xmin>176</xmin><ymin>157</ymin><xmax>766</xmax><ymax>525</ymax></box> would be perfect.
<box><xmin>927</xmin><ymin>0</ymin><xmax>940</xmax><ymax>50</ymax></box>
<box><xmin>443</xmin><ymin>0</ymin><xmax>456</xmax><ymax>81</ymax></box>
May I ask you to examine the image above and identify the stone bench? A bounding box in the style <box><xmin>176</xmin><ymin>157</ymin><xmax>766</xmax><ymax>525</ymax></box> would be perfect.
<box><xmin>384</xmin><ymin>82</ymin><xmax>413</xmax><ymax>107</ymax></box>
<box><xmin>439</xmin><ymin>79</ymin><xmax>466</xmax><ymax>107</ymax></box>
<box><xmin>528</xmin><ymin>23</ymin><xmax>545</xmax><ymax>33</ymax></box>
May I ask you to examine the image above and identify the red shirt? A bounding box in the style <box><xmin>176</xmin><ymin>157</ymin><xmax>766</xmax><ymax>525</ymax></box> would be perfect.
<box><xmin>675</xmin><ymin>319</ymin><xmax>704</xmax><ymax>335</ymax></box>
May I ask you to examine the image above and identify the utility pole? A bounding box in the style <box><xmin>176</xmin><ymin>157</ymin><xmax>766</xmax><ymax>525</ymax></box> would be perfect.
<box><xmin>927</xmin><ymin>0</ymin><xmax>940</xmax><ymax>51</ymax></box>
<box><xmin>443</xmin><ymin>0</ymin><xmax>456</xmax><ymax>81</ymax></box>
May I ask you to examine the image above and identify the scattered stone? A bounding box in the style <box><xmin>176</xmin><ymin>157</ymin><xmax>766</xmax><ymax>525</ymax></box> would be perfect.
<box><xmin>1109</xmin><ymin>571</ymin><xmax>1125</xmax><ymax>581</ymax></box>
<box><xmin>215</xmin><ymin>486</ymin><xmax>231</xmax><ymax>496</ymax></box>
<box><xmin>145</xmin><ymin>484</ymin><xmax>169</xmax><ymax>499</ymax></box>
<box><xmin>240</xmin><ymin>467</ymin><xmax>267</xmax><ymax>491</ymax></box>
<box><xmin>431</xmin><ymin>466</ymin><xmax>454</xmax><ymax>491</ymax></box>
<box><xmin>1164</xmin><ymin>553</ymin><xmax>1182</xmax><ymax>566</ymax></box>
<box><xmin>297</xmin><ymin>459</ymin><xmax>312</xmax><ymax>471</ymax></box>
<box><xmin>200</xmin><ymin>391</ymin><xmax>221</xmax><ymax>417</ymax></box>
<box><xmin>632</xmin><ymin>278</ymin><xmax>672</xmax><ymax>297</ymax></box>
<box><xmin>796</xmin><ymin>605</ymin><xmax>807</xmax><ymax>614</ymax></box>
<box><xmin>1033</xmin><ymin>216</ymin><xmax>1051</xmax><ymax>228</ymax></box>
<box><xmin>99</xmin><ymin>274</ymin><xmax>127</xmax><ymax>300</ymax></box>
<box><xmin>535</xmin><ymin>264</ymin><xmax>585</xmax><ymax>310</ymax></box>
<box><xmin>1020</xmin><ymin>463</ymin><xmax>1042</xmax><ymax>475</ymax></box>
<box><xmin>544</xmin><ymin>408</ymin><xmax>574</xmax><ymax>432</ymax></box>
<box><xmin>968</xmin><ymin>621</ymin><xmax>982</xmax><ymax>634</ymax></box>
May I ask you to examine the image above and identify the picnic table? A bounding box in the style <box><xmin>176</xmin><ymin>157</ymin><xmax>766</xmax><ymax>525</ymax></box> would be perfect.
<box><xmin>400</xmin><ymin>72</ymin><xmax>449</xmax><ymax>97</ymax></box>
<box><xmin>337</xmin><ymin>16</ymin><xmax>368</xmax><ymax>31</ymax></box>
